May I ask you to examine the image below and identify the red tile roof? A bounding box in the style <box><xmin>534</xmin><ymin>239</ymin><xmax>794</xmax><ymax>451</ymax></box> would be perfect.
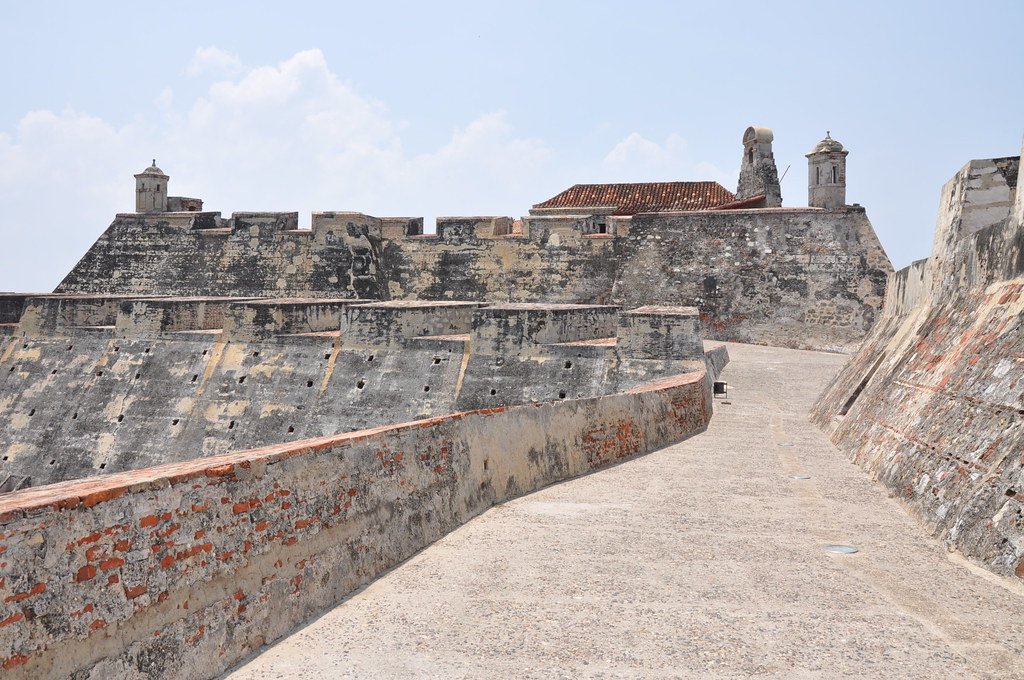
<box><xmin>531</xmin><ymin>181</ymin><xmax>735</xmax><ymax>215</ymax></box>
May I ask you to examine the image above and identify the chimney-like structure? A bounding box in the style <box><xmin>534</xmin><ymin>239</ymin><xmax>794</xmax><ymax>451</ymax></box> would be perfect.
<box><xmin>736</xmin><ymin>126</ymin><xmax>782</xmax><ymax>207</ymax></box>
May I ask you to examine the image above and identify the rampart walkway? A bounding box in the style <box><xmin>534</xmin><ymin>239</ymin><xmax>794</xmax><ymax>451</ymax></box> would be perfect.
<box><xmin>226</xmin><ymin>343</ymin><xmax>1024</xmax><ymax>678</ymax></box>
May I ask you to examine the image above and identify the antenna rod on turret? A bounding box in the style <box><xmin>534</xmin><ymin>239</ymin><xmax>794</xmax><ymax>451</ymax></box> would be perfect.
<box><xmin>778</xmin><ymin>164</ymin><xmax>791</xmax><ymax>182</ymax></box>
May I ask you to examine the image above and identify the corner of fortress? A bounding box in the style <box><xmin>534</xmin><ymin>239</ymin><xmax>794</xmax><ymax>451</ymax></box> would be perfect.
<box><xmin>811</xmin><ymin>141</ymin><xmax>1024</xmax><ymax>578</ymax></box>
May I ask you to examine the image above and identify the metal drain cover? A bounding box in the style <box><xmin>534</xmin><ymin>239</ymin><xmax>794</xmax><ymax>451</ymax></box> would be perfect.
<box><xmin>824</xmin><ymin>544</ymin><xmax>859</xmax><ymax>554</ymax></box>
<box><xmin>789</xmin><ymin>473</ymin><xmax>811</xmax><ymax>480</ymax></box>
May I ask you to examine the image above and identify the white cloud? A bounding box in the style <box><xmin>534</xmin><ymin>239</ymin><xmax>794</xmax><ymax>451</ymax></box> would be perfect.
<box><xmin>602</xmin><ymin>132</ymin><xmax>734</xmax><ymax>187</ymax></box>
<box><xmin>0</xmin><ymin>48</ymin><xmax>726</xmax><ymax>291</ymax></box>
<box><xmin>187</xmin><ymin>46</ymin><xmax>243</xmax><ymax>77</ymax></box>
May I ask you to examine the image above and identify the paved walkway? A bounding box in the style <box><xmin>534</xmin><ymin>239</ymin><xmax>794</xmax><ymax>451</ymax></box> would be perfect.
<box><xmin>225</xmin><ymin>343</ymin><xmax>1024</xmax><ymax>679</ymax></box>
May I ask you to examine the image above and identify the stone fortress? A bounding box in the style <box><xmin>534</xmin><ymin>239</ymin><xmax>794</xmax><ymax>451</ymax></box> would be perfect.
<box><xmin>6</xmin><ymin>124</ymin><xmax>1021</xmax><ymax>678</ymax></box>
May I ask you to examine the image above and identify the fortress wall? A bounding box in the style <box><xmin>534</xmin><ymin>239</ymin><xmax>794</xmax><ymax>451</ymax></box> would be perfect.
<box><xmin>811</xmin><ymin>150</ymin><xmax>1024</xmax><ymax>578</ymax></box>
<box><xmin>0</xmin><ymin>368</ymin><xmax>711</xmax><ymax>680</ymax></box>
<box><xmin>614</xmin><ymin>208</ymin><xmax>892</xmax><ymax>351</ymax></box>
<box><xmin>56</xmin><ymin>206</ymin><xmax>890</xmax><ymax>351</ymax></box>
<box><xmin>0</xmin><ymin>299</ymin><xmax>712</xmax><ymax>488</ymax></box>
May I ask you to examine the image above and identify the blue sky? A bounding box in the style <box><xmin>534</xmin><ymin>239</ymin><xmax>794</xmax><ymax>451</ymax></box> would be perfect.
<box><xmin>1</xmin><ymin>1</ymin><xmax>1021</xmax><ymax>291</ymax></box>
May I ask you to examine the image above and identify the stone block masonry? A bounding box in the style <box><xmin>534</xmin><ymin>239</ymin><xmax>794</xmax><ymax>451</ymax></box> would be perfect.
<box><xmin>0</xmin><ymin>364</ymin><xmax>712</xmax><ymax>679</ymax></box>
<box><xmin>811</xmin><ymin>147</ymin><xmax>1024</xmax><ymax>579</ymax></box>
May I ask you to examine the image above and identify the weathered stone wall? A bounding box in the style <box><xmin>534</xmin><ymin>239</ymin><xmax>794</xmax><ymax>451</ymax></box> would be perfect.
<box><xmin>811</xmin><ymin>149</ymin><xmax>1024</xmax><ymax>578</ymax></box>
<box><xmin>0</xmin><ymin>366</ymin><xmax>712</xmax><ymax>679</ymax></box>
<box><xmin>0</xmin><ymin>297</ymin><xmax>710</xmax><ymax>487</ymax></box>
<box><xmin>56</xmin><ymin>206</ymin><xmax>892</xmax><ymax>351</ymax></box>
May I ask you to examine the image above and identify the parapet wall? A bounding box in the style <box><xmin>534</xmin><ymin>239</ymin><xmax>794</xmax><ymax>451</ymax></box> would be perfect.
<box><xmin>55</xmin><ymin>205</ymin><xmax>892</xmax><ymax>351</ymax></box>
<box><xmin>0</xmin><ymin>365</ymin><xmax>712</xmax><ymax>679</ymax></box>
<box><xmin>811</xmin><ymin>148</ymin><xmax>1024</xmax><ymax>578</ymax></box>
<box><xmin>0</xmin><ymin>297</ymin><xmax>711</xmax><ymax>488</ymax></box>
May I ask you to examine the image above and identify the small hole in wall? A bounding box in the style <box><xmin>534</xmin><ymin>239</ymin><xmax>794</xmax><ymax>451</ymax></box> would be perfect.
<box><xmin>51</xmin><ymin>369</ymin><xmax>57</xmax><ymax>375</ymax></box>
<box><xmin>228</xmin><ymin>421</ymin><xmax>235</xmax><ymax>430</ymax></box>
<box><xmin>114</xmin><ymin>346</ymin><xmax>120</xmax><ymax>352</ymax></box>
<box><xmin>432</xmin><ymin>357</ymin><xmax>441</xmax><ymax>365</ymax></box>
<box><xmin>191</xmin><ymin>374</ymin><xmax>198</xmax><ymax>383</ymax></box>
<box><xmin>49</xmin><ymin>459</ymin><xmax>55</xmax><ymax>466</ymax></box>
<box><xmin>423</xmin><ymin>385</ymin><xmax>430</xmax><ymax>393</ymax></box>
<box><xmin>287</xmin><ymin>425</ymin><xmax>295</xmax><ymax>434</ymax></box>
<box><xmin>564</xmin><ymin>361</ymin><xmax>573</xmax><ymax>369</ymax></box>
<box><xmin>99</xmin><ymin>463</ymin><xmax>106</xmax><ymax>470</ymax></box>
<box><xmin>367</xmin><ymin>355</ymin><xmax>374</xmax><ymax>362</ymax></box>
<box><xmin>8</xmin><ymin>366</ymin><xmax>13</xmax><ymax>372</ymax></box>
<box><xmin>306</xmin><ymin>380</ymin><xmax>314</xmax><ymax>387</ymax></box>
<box><xmin>172</xmin><ymin>418</ymin><xmax>179</xmax><ymax>425</ymax></box>
<box><xmin>252</xmin><ymin>351</ymin><xmax>260</xmax><ymax>357</ymax></box>
<box><xmin>67</xmin><ymin>345</ymin><xmax>73</xmax><ymax>351</ymax></box>
<box><xmin>117</xmin><ymin>415</ymin><xmax>124</xmax><ymax>423</ymax></box>
<box><xmin>490</xmin><ymin>389</ymin><xmax>497</xmax><ymax>396</ymax></box>
<box><xmin>144</xmin><ymin>348</ymin><xmax>150</xmax><ymax>354</ymax></box>
<box><xmin>96</xmin><ymin>371</ymin><xmax>104</xmax><ymax>377</ymax></box>
<box><xmin>558</xmin><ymin>391</ymin><xmax>567</xmax><ymax>399</ymax></box>
<box><xmin>22</xmin><ymin>343</ymin><xmax>27</xmax><ymax>349</ymax></box>
<box><xmin>135</xmin><ymin>372</ymin><xmax>141</xmax><ymax>380</ymax></box>
<box><xmin>483</xmin><ymin>459</ymin><xmax>489</xmax><ymax>471</ymax></box>
<box><xmin>357</xmin><ymin>380</ymin><xmax>365</xmax><ymax>389</ymax></box>
<box><xmin>1</xmin><ymin>456</ymin><xmax>6</xmax><ymax>461</ymax></box>
<box><xmin>202</xmin><ymin>349</ymin><xmax>208</xmax><ymax>356</ymax></box>
<box><xmin>28</xmin><ymin>409</ymin><xmax>35</xmax><ymax>416</ymax></box>
<box><xmin>72</xmin><ymin>412</ymin><xmax>78</xmax><ymax>420</ymax></box>
<box><xmin>1007</xmin><ymin>488</ymin><xmax>1017</xmax><ymax>497</ymax></box>
<box><xmin>238</xmin><ymin>376</ymin><xmax>246</xmax><ymax>384</ymax></box>
<box><xmin>325</xmin><ymin>353</ymin><xmax>332</xmax><ymax>360</ymax></box>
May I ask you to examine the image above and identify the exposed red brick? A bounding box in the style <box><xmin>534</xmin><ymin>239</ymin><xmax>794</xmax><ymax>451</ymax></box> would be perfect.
<box><xmin>124</xmin><ymin>585</ymin><xmax>147</xmax><ymax>599</ymax></box>
<box><xmin>139</xmin><ymin>514</ymin><xmax>159</xmax><ymax>528</ymax></box>
<box><xmin>75</xmin><ymin>565</ymin><xmax>98</xmax><ymax>582</ymax></box>
<box><xmin>2</xmin><ymin>654</ymin><xmax>29</xmax><ymax>670</ymax></box>
<box><xmin>0</xmin><ymin>611</ymin><xmax>24</xmax><ymax>627</ymax></box>
<box><xmin>99</xmin><ymin>557</ymin><xmax>125</xmax><ymax>571</ymax></box>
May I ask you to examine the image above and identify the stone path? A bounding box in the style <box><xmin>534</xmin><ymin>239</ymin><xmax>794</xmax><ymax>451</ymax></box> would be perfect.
<box><xmin>225</xmin><ymin>343</ymin><xmax>1024</xmax><ymax>679</ymax></box>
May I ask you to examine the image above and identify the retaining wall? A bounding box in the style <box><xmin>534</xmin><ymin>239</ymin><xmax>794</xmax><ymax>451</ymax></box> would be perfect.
<box><xmin>811</xmin><ymin>150</ymin><xmax>1024</xmax><ymax>578</ymax></box>
<box><xmin>0</xmin><ymin>368</ymin><xmax>712</xmax><ymax>679</ymax></box>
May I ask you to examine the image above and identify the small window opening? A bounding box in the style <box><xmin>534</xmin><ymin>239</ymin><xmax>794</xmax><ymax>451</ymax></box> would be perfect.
<box><xmin>144</xmin><ymin>348</ymin><xmax>150</xmax><ymax>354</ymax></box>
<box><xmin>747</xmin><ymin>148</ymin><xmax>754</xmax><ymax>164</ymax></box>
<box><xmin>67</xmin><ymin>345</ymin><xmax>74</xmax><ymax>351</ymax></box>
<box><xmin>238</xmin><ymin>376</ymin><xmax>246</xmax><ymax>384</ymax></box>
<box><xmin>2</xmin><ymin>456</ymin><xmax>7</xmax><ymax>461</ymax></box>
<box><xmin>831</xmin><ymin>166</ymin><xmax>838</xmax><ymax>184</ymax></box>
<box><xmin>815</xmin><ymin>167</ymin><xmax>821</xmax><ymax>185</ymax></box>
<box><xmin>432</xmin><ymin>357</ymin><xmax>441</xmax><ymax>365</ymax></box>
<box><xmin>114</xmin><ymin>346</ymin><xmax>120</xmax><ymax>352</ymax></box>
<box><xmin>483</xmin><ymin>459</ymin><xmax>489</xmax><ymax>471</ymax></box>
<box><xmin>324</xmin><ymin>353</ymin><xmax>332</xmax><ymax>360</ymax></box>
<box><xmin>22</xmin><ymin>343</ymin><xmax>27</xmax><ymax>349</ymax></box>
<box><xmin>558</xmin><ymin>391</ymin><xmax>567</xmax><ymax>400</ymax></box>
